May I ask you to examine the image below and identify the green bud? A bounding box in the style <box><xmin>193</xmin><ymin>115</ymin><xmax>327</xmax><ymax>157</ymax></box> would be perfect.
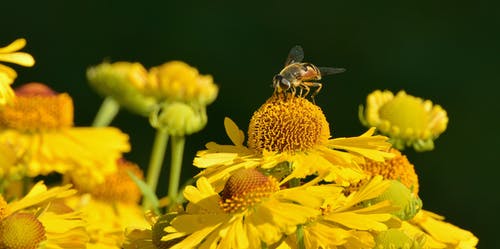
<box><xmin>150</xmin><ymin>102</ymin><xmax>207</xmax><ymax>136</ymax></box>
<box><xmin>87</xmin><ymin>61</ymin><xmax>157</xmax><ymax>116</ymax></box>
<box><xmin>366</xmin><ymin>180</ymin><xmax>423</xmax><ymax>221</ymax></box>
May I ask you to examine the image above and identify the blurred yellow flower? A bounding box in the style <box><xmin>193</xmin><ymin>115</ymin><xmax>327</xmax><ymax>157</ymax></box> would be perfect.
<box><xmin>66</xmin><ymin>159</ymin><xmax>148</xmax><ymax>248</ymax></box>
<box><xmin>65</xmin><ymin>194</ymin><xmax>149</xmax><ymax>249</ymax></box>
<box><xmin>0</xmin><ymin>182</ymin><xmax>88</xmax><ymax>249</ymax></box>
<box><xmin>360</xmin><ymin>90</ymin><xmax>448</xmax><ymax>151</ymax></box>
<box><xmin>87</xmin><ymin>61</ymin><xmax>156</xmax><ymax>117</ymax></box>
<box><xmin>0</xmin><ymin>83</ymin><xmax>130</xmax><ymax>188</ymax></box>
<box><xmin>195</xmin><ymin>95</ymin><xmax>394</xmax><ymax>192</ymax></box>
<box><xmin>0</xmin><ymin>38</ymin><xmax>35</xmax><ymax>107</ymax></box>
<box><xmin>146</xmin><ymin>61</ymin><xmax>218</xmax><ymax>106</ymax></box>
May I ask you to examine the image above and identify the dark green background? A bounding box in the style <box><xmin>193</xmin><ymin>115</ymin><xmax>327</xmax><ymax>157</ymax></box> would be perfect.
<box><xmin>3</xmin><ymin>1</ymin><xmax>498</xmax><ymax>247</ymax></box>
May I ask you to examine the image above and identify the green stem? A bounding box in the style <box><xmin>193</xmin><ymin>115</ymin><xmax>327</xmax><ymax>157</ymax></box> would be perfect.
<box><xmin>261</xmin><ymin>241</ymin><xmax>268</xmax><ymax>249</ymax></box>
<box><xmin>143</xmin><ymin>128</ymin><xmax>169</xmax><ymax>209</ymax></box>
<box><xmin>168</xmin><ymin>135</ymin><xmax>186</xmax><ymax>205</ymax></box>
<box><xmin>297</xmin><ymin>224</ymin><xmax>305</xmax><ymax>249</ymax></box>
<box><xmin>92</xmin><ymin>97</ymin><xmax>120</xmax><ymax>127</ymax></box>
<box><xmin>22</xmin><ymin>176</ymin><xmax>31</xmax><ymax>196</ymax></box>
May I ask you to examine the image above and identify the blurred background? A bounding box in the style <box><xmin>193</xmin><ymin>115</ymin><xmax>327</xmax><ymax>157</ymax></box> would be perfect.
<box><xmin>3</xmin><ymin>0</ymin><xmax>498</xmax><ymax>247</ymax></box>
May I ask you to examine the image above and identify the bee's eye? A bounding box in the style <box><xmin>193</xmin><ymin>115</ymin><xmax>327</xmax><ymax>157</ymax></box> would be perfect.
<box><xmin>280</xmin><ymin>78</ymin><xmax>291</xmax><ymax>88</ymax></box>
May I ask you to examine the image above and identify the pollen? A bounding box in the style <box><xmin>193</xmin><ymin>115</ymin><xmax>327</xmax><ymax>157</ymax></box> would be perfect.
<box><xmin>247</xmin><ymin>94</ymin><xmax>330</xmax><ymax>153</ymax></box>
<box><xmin>80</xmin><ymin>159</ymin><xmax>144</xmax><ymax>203</ymax></box>
<box><xmin>0</xmin><ymin>213</ymin><xmax>46</xmax><ymax>249</ymax></box>
<box><xmin>219</xmin><ymin>168</ymin><xmax>280</xmax><ymax>213</ymax></box>
<box><xmin>355</xmin><ymin>148</ymin><xmax>420</xmax><ymax>195</ymax></box>
<box><xmin>0</xmin><ymin>82</ymin><xmax>73</xmax><ymax>131</ymax></box>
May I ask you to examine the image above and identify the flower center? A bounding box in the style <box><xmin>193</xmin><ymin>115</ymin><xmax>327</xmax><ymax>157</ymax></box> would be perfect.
<box><xmin>360</xmin><ymin>148</ymin><xmax>419</xmax><ymax>195</ymax></box>
<box><xmin>219</xmin><ymin>168</ymin><xmax>280</xmax><ymax>213</ymax></box>
<box><xmin>0</xmin><ymin>195</ymin><xmax>8</xmax><ymax>220</ymax></box>
<box><xmin>0</xmin><ymin>83</ymin><xmax>73</xmax><ymax>131</ymax></box>
<box><xmin>0</xmin><ymin>213</ymin><xmax>46</xmax><ymax>249</ymax></box>
<box><xmin>247</xmin><ymin>95</ymin><xmax>330</xmax><ymax>153</ymax></box>
<box><xmin>378</xmin><ymin>93</ymin><xmax>429</xmax><ymax>133</ymax></box>
<box><xmin>74</xmin><ymin>159</ymin><xmax>144</xmax><ymax>203</ymax></box>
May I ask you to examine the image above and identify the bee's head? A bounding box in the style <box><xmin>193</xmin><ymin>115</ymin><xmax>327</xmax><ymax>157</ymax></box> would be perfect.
<box><xmin>272</xmin><ymin>74</ymin><xmax>291</xmax><ymax>91</ymax></box>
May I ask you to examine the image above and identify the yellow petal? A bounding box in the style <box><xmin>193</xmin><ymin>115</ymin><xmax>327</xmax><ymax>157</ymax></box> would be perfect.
<box><xmin>0</xmin><ymin>38</ymin><xmax>26</xmax><ymax>53</ymax></box>
<box><xmin>0</xmin><ymin>52</ymin><xmax>35</xmax><ymax>67</ymax></box>
<box><xmin>224</xmin><ymin>117</ymin><xmax>245</xmax><ymax>146</ymax></box>
<box><xmin>0</xmin><ymin>64</ymin><xmax>17</xmax><ymax>83</ymax></box>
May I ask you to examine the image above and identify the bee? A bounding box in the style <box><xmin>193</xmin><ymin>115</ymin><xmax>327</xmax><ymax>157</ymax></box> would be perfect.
<box><xmin>272</xmin><ymin>45</ymin><xmax>345</xmax><ymax>101</ymax></box>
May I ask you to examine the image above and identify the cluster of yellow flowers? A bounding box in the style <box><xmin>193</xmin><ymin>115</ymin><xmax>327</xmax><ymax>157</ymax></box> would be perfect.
<box><xmin>0</xmin><ymin>38</ymin><xmax>477</xmax><ymax>249</ymax></box>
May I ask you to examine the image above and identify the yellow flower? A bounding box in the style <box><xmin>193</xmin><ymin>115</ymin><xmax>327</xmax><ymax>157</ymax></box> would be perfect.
<box><xmin>0</xmin><ymin>83</ymin><xmax>130</xmax><ymax>188</ymax></box>
<box><xmin>146</xmin><ymin>61</ymin><xmax>218</xmax><ymax>106</ymax></box>
<box><xmin>87</xmin><ymin>61</ymin><xmax>157</xmax><ymax>116</ymax></box>
<box><xmin>360</xmin><ymin>90</ymin><xmax>448</xmax><ymax>151</ymax></box>
<box><xmin>65</xmin><ymin>194</ymin><xmax>149</xmax><ymax>249</ymax></box>
<box><xmin>356</xmin><ymin>148</ymin><xmax>420</xmax><ymax>195</ymax></box>
<box><xmin>275</xmin><ymin>176</ymin><xmax>399</xmax><ymax>249</ymax></box>
<box><xmin>161</xmin><ymin>169</ymin><xmax>333</xmax><ymax>249</ymax></box>
<box><xmin>0</xmin><ymin>182</ymin><xmax>88</xmax><ymax>249</ymax></box>
<box><xmin>123</xmin><ymin>212</ymin><xmax>178</xmax><ymax>249</ymax></box>
<box><xmin>71</xmin><ymin>158</ymin><xmax>144</xmax><ymax>203</ymax></box>
<box><xmin>0</xmin><ymin>38</ymin><xmax>35</xmax><ymax>107</ymax></box>
<box><xmin>66</xmin><ymin>159</ymin><xmax>148</xmax><ymax>248</ymax></box>
<box><xmin>195</xmin><ymin>95</ymin><xmax>394</xmax><ymax>192</ymax></box>
<box><xmin>401</xmin><ymin>210</ymin><xmax>478</xmax><ymax>249</ymax></box>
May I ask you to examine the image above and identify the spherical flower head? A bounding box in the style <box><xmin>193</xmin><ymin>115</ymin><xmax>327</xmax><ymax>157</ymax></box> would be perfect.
<box><xmin>0</xmin><ymin>82</ymin><xmax>73</xmax><ymax>131</ymax></box>
<box><xmin>360</xmin><ymin>90</ymin><xmax>448</xmax><ymax>151</ymax></box>
<box><xmin>358</xmin><ymin>148</ymin><xmax>420</xmax><ymax>195</ymax></box>
<box><xmin>247</xmin><ymin>94</ymin><xmax>330</xmax><ymax>153</ymax></box>
<box><xmin>151</xmin><ymin>101</ymin><xmax>207</xmax><ymax>136</ymax></box>
<box><xmin>146</xmin><ymin>61</ymin><xmax>218</xmax><ymax>106</ymax></box>
<box><xmin>72</xmin><ymin>158</ymin><xmax>144</xmax><ymax>203</ymax></box>
<box><xmin>1</xmin><ymin>182</ymin><xmax>88</xmax><ymax>249</ymax></box>
<box><xmin>219</xmin><ymin>168</ymin><xmax>280</xmax><ymax>213</ymax></box>
<box><xmin>0</xmin><ymin>212</ymin><xmax>46</xmax><ymax>249</ymax></box>
<box><xmin>0</xmin><ymin>195</ymin><xmax>8</xmax><ymax>220</ymax></box>
<box><xmin>0</xmin><ymin>38</ymin><xmax>35</xmax><ymax>107</ymax></box>
<box><xmin>87</xmin><ymin>61</ymin><xmax>157</xmax><ymax>116</ymax></box>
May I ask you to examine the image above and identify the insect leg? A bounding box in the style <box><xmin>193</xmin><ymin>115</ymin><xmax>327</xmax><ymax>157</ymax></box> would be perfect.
<box><xmin>300</xmin><ymin>83</ymin><xmax>311</xmax><ymax>98</ymax></box>
<box><xmin>302</xmin><ymin>82</ymin><xmax>322</xmax><ymax>104</ymax></box>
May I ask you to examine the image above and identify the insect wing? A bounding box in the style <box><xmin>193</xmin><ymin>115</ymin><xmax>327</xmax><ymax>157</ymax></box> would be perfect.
<box><xmin>318</xmin><ymin>67</ymin><xmax>346</xmax><ymax>76</ymax></box>
<box><xmin>284</xmin><ymin>45</ymin><xmax>304</xmax><ymax>66</ymax></box>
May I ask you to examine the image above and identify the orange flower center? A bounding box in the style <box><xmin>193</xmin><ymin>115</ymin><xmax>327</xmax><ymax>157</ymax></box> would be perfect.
<box><xmin>0</xmin><ymin>213</ymin><xmax>46</xmax><ymax>249</ymax></box>
<box><xmin>247</xmin><ymin>94</ymin><xmax>330</xmax><ymax>153</ymax></box>
<box><xmin>359</xmin><ymin>148</ymin><xmax>419</xmax><ymax>195</ymax></box>
<box><xmin>220</xmin><ymin>168</ymin><xmax>280</xmax><ymax>213</ymax></box>
<box><xmin>74</xmin><ymin>159</ymin><xmax>144</xmax><ymax>203</ymax></box>
<box><xmin>0</xmin><ymin>83</ymin><xmax>73</xmax><ymax>131</ymax></box>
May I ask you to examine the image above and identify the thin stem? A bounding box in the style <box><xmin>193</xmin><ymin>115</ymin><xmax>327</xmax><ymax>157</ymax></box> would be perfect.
<box><xmin>168</xmin><ymin>135</ymin><xmax>186</xmax><ymax>205</ymax></box>
<box><xmin>297</xmin><ymin>224</ymin><xmax>305</xmax><ymax>249</ymax></box>
<box><xmin>261</xmin><ymin>241</ymin><xmax>268</xmax><ymax>249</ymax></box>
<box><xmin>92</xmin><ymin>97</ymin><xmax>120</xmax><ymax>127</ymax></box>
<box><xmin>143</xmin><ymin>128</ymin><xmax>169</xmax><ymax>209</ymax></box>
